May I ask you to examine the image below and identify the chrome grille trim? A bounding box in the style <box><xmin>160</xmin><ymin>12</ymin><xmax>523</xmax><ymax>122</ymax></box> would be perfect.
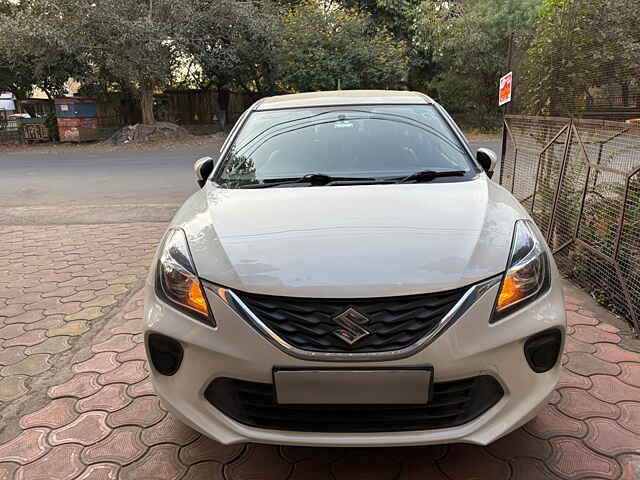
<box><xmin>206</xmin><ymin>275</ymin><xmax>501</xmax><ymax>362</ymax></box>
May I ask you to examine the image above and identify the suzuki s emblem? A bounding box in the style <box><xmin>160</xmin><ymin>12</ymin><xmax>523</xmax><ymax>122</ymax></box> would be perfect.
<box><xmin>332</xmin><ymin>308</ymin><xmax>371</xmax><ymax>345</ymax></box>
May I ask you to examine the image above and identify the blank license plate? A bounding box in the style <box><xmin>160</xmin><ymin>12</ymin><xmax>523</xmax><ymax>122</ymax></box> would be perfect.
<box><xmin>273</xmin><ymin>368</ymin><xmax>432</xmax><ymax>405</ymax></box>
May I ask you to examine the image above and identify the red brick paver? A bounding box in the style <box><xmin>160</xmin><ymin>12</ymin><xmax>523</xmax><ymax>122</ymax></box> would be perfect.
<box><xmin>2</xmin><ymin>225</ymin><xmax>640</xmax><ymax>479</ymax></box>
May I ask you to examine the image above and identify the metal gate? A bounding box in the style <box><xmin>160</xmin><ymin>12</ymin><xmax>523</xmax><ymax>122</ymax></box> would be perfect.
<box><xmin>500</xmin><ymin>115</ymin><xmax>640</xmax><ymax>332</ymax></box>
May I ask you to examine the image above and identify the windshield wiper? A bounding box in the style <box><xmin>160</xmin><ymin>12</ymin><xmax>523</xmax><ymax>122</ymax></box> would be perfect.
<box><xmin>239</xmin><ymin>173</ymin><xmax>378</xmax><ymax>188</ymax></box>
<box><xmin>393</xmin><ymin>170</ymin><xmax>467</xmax><ymax>184</ymax></box>
<box><xmin>237</xmin><ymin>171</ymin><xmax>467</xmax><ymax>188</ymax></box>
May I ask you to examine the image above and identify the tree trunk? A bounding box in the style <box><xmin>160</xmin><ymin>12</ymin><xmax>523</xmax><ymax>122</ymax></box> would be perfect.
<box><xmin>621</xmin><ymin>82</ymin><xmax>630</xmax><ymax>107</ymax></box>
<box><xmin>217</xmin><ymin>86</ymin><xmax>230</xmax><ymax>130</ymax></box>
<box><xmin>139</xmin><ymin>86</ymin><xmax>155</xmax><ymax>124</ymax></box>
<box><xmin>42</xmin><ymin>85</ymin><xmax>53</xmax><ymax>100</ymax></box>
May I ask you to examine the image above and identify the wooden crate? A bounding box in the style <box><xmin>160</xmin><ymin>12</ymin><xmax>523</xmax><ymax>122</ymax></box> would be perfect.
<box><xmin>22</xmin><ymin>123</ymin><xmax>50</xmax><ymax>143</ymax></box>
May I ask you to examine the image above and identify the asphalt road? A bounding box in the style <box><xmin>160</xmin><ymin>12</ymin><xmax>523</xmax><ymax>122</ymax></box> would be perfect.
<box><xmin>0</xmin><ymin>139</ymin><xmax>501</xmax><ymax>225</ymax></box>
<box><xmin>0</xmin><ymin>146</ymin><xmax>216</xmax><ymax>225</ymax></box>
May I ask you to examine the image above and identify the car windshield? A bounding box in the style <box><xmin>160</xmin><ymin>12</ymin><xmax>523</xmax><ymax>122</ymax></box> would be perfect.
<box><xmin>216</xmin><ymin>104</ymin><xmax>476</xmax><ymax>188</ymax></box>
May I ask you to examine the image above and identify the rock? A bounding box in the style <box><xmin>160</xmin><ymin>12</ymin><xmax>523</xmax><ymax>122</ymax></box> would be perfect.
<box><xmin>108</xmin><ymin>122</ymin><xmax>190</xmax><ymax>145</ymax></box>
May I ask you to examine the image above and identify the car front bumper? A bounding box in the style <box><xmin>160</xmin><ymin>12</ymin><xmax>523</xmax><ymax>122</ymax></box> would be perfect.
<box><xmin>143</xmin><ymin>274</ymin><xmax>566</xmax><ymax>447</ymax></box>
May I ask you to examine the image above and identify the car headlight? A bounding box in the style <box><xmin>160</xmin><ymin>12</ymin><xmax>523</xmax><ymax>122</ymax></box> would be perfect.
<box><xmin>492</xmin><ymin>220</ymin><xmax>550</xmax><ymax>322</ymax></box>
<box><xmin>156</xmin><ymin>228</ymin><xmax>213</xmax><ymax>324</ymax></box>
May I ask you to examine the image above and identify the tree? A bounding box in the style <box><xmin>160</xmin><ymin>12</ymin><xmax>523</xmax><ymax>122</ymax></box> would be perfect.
<box><xmin>77</xmin><ymin>0</ymin><xmax>178</xmax><ymax>124</ymax></box>
<box><xmin>1</xmin><ymin>0</ymin><xmax>180</xmax><ymax>123</ymax></box>
<box><xmin>0</xmin><ymin>1</ymin><xmax>85</xmax><ymax>99</ymax></box>
<box><xmin>275</xmin><ymin>1</ymin><xmax>409</xmax><ymax>92</ymax></box>
<box><xmin>176</xmin><ymin>0</ymin><xmax>281</xmax><ymax>126</ymax></box>
<box><xmin>420</xmin><ymin>0</ymin><xmax>542</xmax><ymax>127</ymax></box>
<box><xmin>0</xmin><ymin>62</ymin><xmax>34</xmax><ymax>100</ymax></box>
<box><xmin>339</xmin><ymin>0</ymin><xmax>437</xmax><ymax>91</ymax></box>
<box><xmin>522</xmin><ymin>0</ymin><xmax>640</xmax><ymax>115</ymax></box>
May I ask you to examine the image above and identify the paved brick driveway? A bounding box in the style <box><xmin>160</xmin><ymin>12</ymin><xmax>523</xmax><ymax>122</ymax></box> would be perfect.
<box><xmin>1</xmin><ymin>224</ymin><xmax>640</xmax><ymax>480</ymax></box>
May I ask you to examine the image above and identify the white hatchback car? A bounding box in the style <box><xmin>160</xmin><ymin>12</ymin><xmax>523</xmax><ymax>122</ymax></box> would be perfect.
<box><xmin>144</xmin><ymin>90</ymin><xmax>566</xmax><ymax>447</ymax></box>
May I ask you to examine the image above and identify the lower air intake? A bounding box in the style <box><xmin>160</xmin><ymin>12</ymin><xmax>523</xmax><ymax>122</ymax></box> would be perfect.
<box><xmin>205</xmin><ymin>375</ymin><xmax>503</xmax><ymax>433</ymax></box>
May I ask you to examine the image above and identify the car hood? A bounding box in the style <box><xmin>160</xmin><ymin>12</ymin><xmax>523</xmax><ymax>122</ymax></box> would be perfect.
<box><xmin>173</xmin><ymin>176</ymin><xmax>528</xmax><ymax>298</ymax></box>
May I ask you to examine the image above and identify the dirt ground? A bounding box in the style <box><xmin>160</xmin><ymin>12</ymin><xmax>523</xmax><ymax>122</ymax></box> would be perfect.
<box><xmin>0</xmin><ymin>132</ymin><xmax>227</xmax><ymax>156</ymax></box>
<box><xmin>0</xmin><ymin>130</ymin><xmax>501</xmax><ymax>156</ymax></box>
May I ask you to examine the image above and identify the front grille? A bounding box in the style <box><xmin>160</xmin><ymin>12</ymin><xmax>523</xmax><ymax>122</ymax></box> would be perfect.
<box><xmin>205</xmin><ymin>375</ymin><xmax>504</xmax><ymax>433</ymax></box>
<box><xmin>234</xmin><ymin>287</ymin><xmax>467</xmax><ymax>353</ymax></box>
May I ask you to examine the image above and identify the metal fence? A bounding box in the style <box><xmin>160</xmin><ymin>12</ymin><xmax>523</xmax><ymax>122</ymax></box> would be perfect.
<box><xmin>500</xmin><ymin>115</ymin><xmax>640</xmax><ymax>332</ymax></box>
<box><xmin>0</xmin><ymin>110</ymin><xmax>18</xmax><ymax>131</ymax></box>
<box><xmin>0</xmin><ymin>110</ymin><xmax>20</xmax><ymax>143</ymax></box>
<box><xmin>506</xmin><ymin>0</ymin><xmax>640</xmax><ymax>122</ymax></box>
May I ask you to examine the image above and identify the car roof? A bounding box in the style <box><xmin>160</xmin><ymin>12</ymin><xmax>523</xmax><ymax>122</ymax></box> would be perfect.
<box><xmin>254</xmin><ymin>90</ymin><xmax>433</xmax><ymax>111</ymax></box>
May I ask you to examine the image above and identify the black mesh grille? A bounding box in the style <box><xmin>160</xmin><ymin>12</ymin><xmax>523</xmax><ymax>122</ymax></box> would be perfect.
<box><xmin>235</xmin><ymin>287</ymin><xmax>467</xmax><ymax>353</ymax></box>
<box><xmin>205</xmin><ymin>375</ymin><xmax>504</xmax><ymax>433</ymax></box>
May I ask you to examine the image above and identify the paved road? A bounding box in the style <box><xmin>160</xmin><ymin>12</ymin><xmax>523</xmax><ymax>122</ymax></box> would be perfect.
<box><xmin>0</xmin><ymin>139</ymin><xmax>501</xmax><ymax>225</ymax></box>
<box><xmin>0</xmin><ymin>146</ymin><xmax>216</xmax><ymax>225</ymax></box>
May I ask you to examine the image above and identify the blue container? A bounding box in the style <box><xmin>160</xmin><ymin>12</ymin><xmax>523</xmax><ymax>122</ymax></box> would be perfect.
<box><xmin>55</xmin><ymin>102</ymin><xmax>97</xmax><ymax>118</ymax></box>
<box><xmin>54</xmin><ymin>97</ymin><xmax>98</xmax><ymax>142</ymax></box>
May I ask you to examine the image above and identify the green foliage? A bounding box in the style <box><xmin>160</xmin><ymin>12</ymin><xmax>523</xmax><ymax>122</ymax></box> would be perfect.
<box><xmin>522</xmin><ymin>0</ymin><xmax>640</xmax><ymax>115</ymax></box>
<box><xmin>418</xmin><ymin>0</ymin><xmax>542</xmax><ymax>126</ymax></box>
<box><xmin>79</xmin><ymin>1</ymin><xmax>177</xmax><ymax>90</ymax></box>
<box><xmin>342</xmin><ymin>0</ymin><xmax>420</xmax><ymax>40</ymax></box>
<box><xmin>0</xmin><ymin>0</ymin><xmax>545</xmax><ymax>127</ymax></box>
<box><xmin>176</xmin><ymin>0</ymin><xmax>410</xmax><ymax>94</ymax></box>
<box><xmin>275</xmin><ymin>1</ymin><xmax>409</xmax><ymax>92</ymax></box>
<box><xmin>340</xmin><ymin>0</ymin><xmax>438</xmax><ymax>91</ymax></box>
<box><xmin>0</xmin><ymin>1</ymin><xmax>85</xmax><ymax>98</ymax></box>
<box><xmin>0</xmin><ymin>0</ymin><xmax>179</xmax><ymax>121</ymax></box>
<box><xmin>0</xmin><ymin>62</ymin><xmax>34</xmax><ymax>99</ymax></box>
<box><xmin>176</xmin><ymin>0</ymin><xmax>281</xmax><ymax>93</ymax></box>
<box><xmin>568</xmin><ymin>178</ymin><xmax>640</xmax><ymax>319</ymax></box>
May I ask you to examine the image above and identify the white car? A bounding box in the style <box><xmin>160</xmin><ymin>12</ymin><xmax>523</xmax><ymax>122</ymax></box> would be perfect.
<box><xmin>144</xmin><ymin>90</ymin><xmax>566</xmax><ymax>447</ymax></box>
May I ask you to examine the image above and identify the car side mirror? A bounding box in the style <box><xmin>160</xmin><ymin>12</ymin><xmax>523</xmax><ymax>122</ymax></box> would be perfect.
<box><xmin>477</xmin><ymin>148</ymin><xmax>497</xmax><ymax>178</ymax></box>
<box><xmin>194</xmin><ymin>156</ymin><xmax>214</xmax><ymax>188</ymax></box>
